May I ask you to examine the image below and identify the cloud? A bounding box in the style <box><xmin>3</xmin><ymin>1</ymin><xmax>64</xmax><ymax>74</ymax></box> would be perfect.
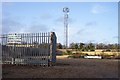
<box><xmin>113</xmin><ymin>36</ymin><xmax>120</xmax><ymax>39</ymax></box>
<box><xmin>2</xmin><ymin>12</ymin><xmax>50</xmax><ymax>33</ymax></box>
<box><xmin>86</xmin><ymin>40</ymin><xmax>96</xmax><ymax>43</ymax></box>
<box><xmin>76</xmin><ymin>29</ymin><xmax>85</xmax><ymax>34</ymax></box>
<box><xmin>2</xmin><ymin>11</ymin><xmax>11</xmax><ymax>18</ymax></box>
<box><xmin>85</xmin><ymin>21</ymin><xmax>97</xmax><ymax>26</ymax></box>
<box><xmin>2</xmin><ymin>2</ymin><xmax>14</xmax><ymax>6</ymax></box>
<box><xmin>91</xmin><ymin>4</ymin><xmax>107</xmax><ymax>14</ymax></box>
<box><xmin>50</xmin><ymin>28</ymin><xmax>55</xmax><ymax>32</ymax></box>
<box><xmin>40</xmin><ymin>14</ymin><xmax>52</xmax><ymax>20</ymax></box>
<box><xmin>26</xmin><ymin>24</ymin><xmax>49</xmax><ymax>33</ymax></box>
<box><xmin>2</xmin><ymin>11</ymin><xmax>29</xmax><ymax>33</ymax></box>
<box><xmin>2</xmin><ymin>17</ymin><xmax>24</xmax><ymax>33</ymax></box>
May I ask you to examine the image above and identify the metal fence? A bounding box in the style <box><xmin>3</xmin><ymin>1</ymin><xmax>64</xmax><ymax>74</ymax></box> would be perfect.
<box><xmin>0</xmin><ymin>32</ymin><xmax>57</xmax><ymax>66</ymax></box>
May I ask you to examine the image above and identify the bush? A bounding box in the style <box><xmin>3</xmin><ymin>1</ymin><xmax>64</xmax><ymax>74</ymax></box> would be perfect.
<box><xmin>66</xmin><ymin>50</ymin><xmax>72</xmax><ymax>54</ymax></box>
<box><xmin>68</xmin><ymin>52</ymin><xmax>86</xmax><ymax>58</ymax></box>
<box><xmin>68</xmin><ymin>55</ymin><xmax>74</xmax><ymax>58</ymax></box>
<box><xmin>90</xmin><ymin>49</ymin><xmax>95</xmax><ymax>51</ymax></box>
<box><xmin>113</xmin><ymin>53</ymin><xmax>120</xmax><ymax>59</ymax></box>
<box><xmin>100</xmin><ymin>52</ymin><xmax>117</xmax><ymax>59</ymax></box>
<box><xmin>62</xmin><ymin>52</ymin><xmax>68</xmax><ymax>55</ymax></box>
<box><xmin>106</xmin><ymin>49</ymin><xmax>111</xmax><ymax>52</ymax></box>
<box><xmin>62</xmin><ymin>50</ymin><xmax>72</xmax><ymax>55</ymax></box>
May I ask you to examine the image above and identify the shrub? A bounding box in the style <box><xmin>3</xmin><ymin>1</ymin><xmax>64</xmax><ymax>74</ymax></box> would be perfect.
<box><xmin>62</xmin><ymin>52</ymin><xmax>68</xmax><ymax>55</ymax></box>
<box><xmin>62</xmin><ymin>50</ymin><xmax>72</xmax><ymax>55</ymax></box>
<box><xmin>100</xmin><ymin>52</ymin><xmax>117</xmax><ymax>59</ymax></box>
<box><xmin>85</xmin><ymin>53</ymin><xmax>88</xmax><ymax>56</ymax></box>
<box><xmin>68</xmin><ymin>52</ymin><xmax>86</xmax><ymax>58</ymax></box>
<box><xmin>106</xmin><ymin>49</ymin><xmax>111</xmax><ymax>52</ymax></box>
<box><xmin>90</xmin><ymin>49</ymin><xmax>95</xmax><ymax>51</ymax></box>
<box><xmin>66</xmin><ymin>50</ymin><xmax>72</xmax><ymax>54</ymax></box>
<box><xmin>68</xmin><ymin>55</ymin><xmax>74</xmax><ymax>58</ymax></box>
<box><xmin>113</xmin><ymin>53</ymin><xmax>120</xmax><ymax>59</ymax></box>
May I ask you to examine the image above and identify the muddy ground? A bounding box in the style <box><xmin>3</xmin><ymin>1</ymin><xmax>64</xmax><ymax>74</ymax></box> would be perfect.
<box><xmin>2</xmin><ymin>56</ymin><xmax>119</xmax><ymax>78</ymax></box>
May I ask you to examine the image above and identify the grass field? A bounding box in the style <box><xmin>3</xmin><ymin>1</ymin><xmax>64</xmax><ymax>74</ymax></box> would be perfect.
<box><xmin>2</xmin><ymin>55</ymin><xmax>119</xmax><ymax>78</ymax></box>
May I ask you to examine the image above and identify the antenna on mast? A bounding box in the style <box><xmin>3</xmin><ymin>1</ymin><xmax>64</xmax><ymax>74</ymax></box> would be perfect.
<box><xmin>63</xmin><ymin>7</ymin><xmax>69</xmax><ymax>49</ymax></box>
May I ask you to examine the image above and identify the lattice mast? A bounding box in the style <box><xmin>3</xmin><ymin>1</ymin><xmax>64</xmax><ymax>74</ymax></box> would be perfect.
<box><xmin>63</xmin><ymin>7</ymin><xmax>69</xmax><ymax>49</ymax></box>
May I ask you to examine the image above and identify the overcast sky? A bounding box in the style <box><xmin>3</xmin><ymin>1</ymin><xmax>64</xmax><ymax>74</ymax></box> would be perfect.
<box><xmin>2</xmin><ymin>2</ymin><xmax>118</xmax><ymax>45</ymax></box>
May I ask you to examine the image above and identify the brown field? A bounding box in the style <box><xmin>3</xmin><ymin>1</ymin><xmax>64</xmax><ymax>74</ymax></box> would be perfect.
<box><xmin>2</xmin><ymin>55</ymin><xmax>119</xmax><ymax>78</ymax></box>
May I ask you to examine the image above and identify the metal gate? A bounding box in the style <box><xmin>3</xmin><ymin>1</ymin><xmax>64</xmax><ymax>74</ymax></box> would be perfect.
<box><xmin>0</xmin><ymin>32</ymin><xmax>57</xmax><ymax>66</ymax></box>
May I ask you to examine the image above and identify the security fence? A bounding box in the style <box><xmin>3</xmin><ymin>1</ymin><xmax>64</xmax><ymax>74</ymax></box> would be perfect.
<box><xmin>0</xmin><ymin>32</ymin><xmax>57</xmax><ymax>66</ymax></box>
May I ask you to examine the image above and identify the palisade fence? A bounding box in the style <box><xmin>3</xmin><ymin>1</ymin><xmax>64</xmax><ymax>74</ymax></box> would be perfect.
<box><xmin>0</xmin><ymin>32</ymin><xmax>57</xmax><ymax>66</ymax></box>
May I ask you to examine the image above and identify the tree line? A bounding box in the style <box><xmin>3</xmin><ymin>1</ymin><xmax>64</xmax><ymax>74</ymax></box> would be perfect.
<box><xmin>57</xmin><ymin>43</ymin><xmax>119</xmax><ymax>51</ymax></box>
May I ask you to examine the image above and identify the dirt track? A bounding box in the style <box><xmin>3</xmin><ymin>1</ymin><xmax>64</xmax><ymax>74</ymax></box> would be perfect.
<box><xmin>2</xmin><ymin>56</ymin><xmax>119</xmax><ymax>78</ymax></box>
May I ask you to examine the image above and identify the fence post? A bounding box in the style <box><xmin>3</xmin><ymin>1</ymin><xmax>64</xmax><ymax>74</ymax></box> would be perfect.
<box><xmin>50</xmin><ymin>32</ymin><xmax>57</xmax><ymax>66</ymax></box>
<box><xmin>12</xmin><ymin>43</ymin><xmax>15</xmax><ymax>65</ymax></box>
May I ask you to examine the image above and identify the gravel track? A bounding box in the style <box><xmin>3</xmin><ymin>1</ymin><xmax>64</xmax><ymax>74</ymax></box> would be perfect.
<box><xmin>2</xmin><ymin>56</ymin><xmax>119</xmax><ymax>78</ymax></box>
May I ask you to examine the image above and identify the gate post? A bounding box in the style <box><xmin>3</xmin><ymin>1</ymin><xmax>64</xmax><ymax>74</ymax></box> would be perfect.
<box><xmin>50</xmin><ymin>32</ymin><xmax>57</xmax><ymax>66</ymax></box>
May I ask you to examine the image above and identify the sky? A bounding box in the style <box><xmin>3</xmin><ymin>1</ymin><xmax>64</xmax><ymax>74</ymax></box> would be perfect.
<box><xmin>2</xmin><ymin>2</ymin><xmax>118</xmax><ymax>45</ymax></box>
